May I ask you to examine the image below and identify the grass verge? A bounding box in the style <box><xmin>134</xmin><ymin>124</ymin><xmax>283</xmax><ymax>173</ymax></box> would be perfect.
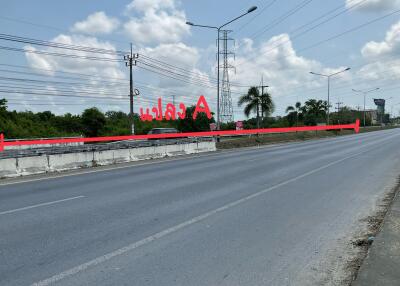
<box><xmin>216</xmin><ymin>126</ymin><xmax>399</xmax><ymax>150</ymax></box>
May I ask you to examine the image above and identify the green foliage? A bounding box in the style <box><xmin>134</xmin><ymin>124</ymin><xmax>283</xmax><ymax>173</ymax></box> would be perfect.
<box><xmin>285</xmin><ymin>102</ymin><xmax>303</xmax><ymax>126</ymax></box>
<box><xmin>238</xmin><ymin>87</ymin><xmax>260</xmax><ymax>118</ymax></box>
<box><xmin>0</xmin><ymin>98</ymin><xmax>7</xmax><ymax>113</ymax></box>
<box><xmin>220</xmin><ymin>121</ymin><xmax>235</xmax><ymax>130</ymax></box>
<box><xmin>238</xmin><ymin>87</ymin><xmax>275</xmax><ymax>129</ymax></box>
<box><xmin>330</xmin><ymin>107</ymin><xmax>363</xmax><ymax>125</ymax></box>
<box><xmin>81</xmin><ymin>108</ymin><xmax>106</xmax><ymax>137</ymax></box>
<box><xmin>0</xmin><ymin>99</ymin><xmax>215</xmax><ymax>139</ymax></box>
<box><xmin>176</xmin><ymin>106</ymin><xmax>215</xmax><ymax>132</ymax></box>
<box><xmin>301</xmin><ymin>99</ymin><xmax>328</xmax><ymax>125</ymax></box>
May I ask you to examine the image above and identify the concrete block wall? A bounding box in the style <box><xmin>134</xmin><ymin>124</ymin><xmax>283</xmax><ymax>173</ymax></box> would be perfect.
<box><xmin>17</xmin><ymin>155</ymin><xmax>49</xmax><ymax>175</ymax></box>
<box><xmin>0</xmin><ymin>141</ymin><xmax>216</xmax><ymax>178</ymax></box>
<box><xmin>0</xmin><ymin>158</ymin><xmax>17</xmax><ymax>177</ymax></box>
<box><xmin>48</xmin><ymin>152</ymin><xmax>94</xmax><ymax>171</ymax></box>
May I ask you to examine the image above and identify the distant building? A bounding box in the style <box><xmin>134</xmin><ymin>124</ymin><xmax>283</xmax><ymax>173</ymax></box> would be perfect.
<box><xmin>364</xmin><ymin>109</ymin><xmax>378</xmax><ymax>125</ymax></box>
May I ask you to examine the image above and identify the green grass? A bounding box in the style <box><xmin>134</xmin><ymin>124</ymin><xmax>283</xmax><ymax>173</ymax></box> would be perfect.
<box><xmin>216</xmin><ymin>126</ymin><xmax>399</xmax><ymax>150</ymax></box>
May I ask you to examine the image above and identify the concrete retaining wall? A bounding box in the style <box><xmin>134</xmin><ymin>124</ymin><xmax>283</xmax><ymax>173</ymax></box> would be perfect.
<box><xmin>0</xmin><ymin>141</ymin><xmax>216</xmax><ymax>178</ymax></box>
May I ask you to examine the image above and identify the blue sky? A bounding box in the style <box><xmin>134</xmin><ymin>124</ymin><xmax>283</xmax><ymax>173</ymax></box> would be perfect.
<box><xmin>1</xmin><ymin>0</ymin><xmax>400</xmax><ymax>119</ymax></box>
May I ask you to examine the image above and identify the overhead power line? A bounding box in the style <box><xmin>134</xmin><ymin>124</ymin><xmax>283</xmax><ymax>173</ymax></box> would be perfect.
<box><xmin>0</xmin><ymin>45</ymin><xmax>123</xmax><ymax>62</ymax></box>
<box><xmin>249</xmin><ymin>0</ymin><xmax>315</xmax><ymax>39</ymax></box>
<box><xmin>0</xmin><ymin>33</ymin><xmax>126</xmax><ymax>55</ymax></box>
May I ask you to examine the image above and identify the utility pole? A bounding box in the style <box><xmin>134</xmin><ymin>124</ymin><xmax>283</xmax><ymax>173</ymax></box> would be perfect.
<box><xmin>258</xmin><ymin>76</ymin><xmax>268</xmax><ymax>129</ymax></box>
<box><xmin>124</xmin><ymin>43</ymin><xmax>139</xmax><ymax>134</ymax></box>
<box><xmin>335</xmin><ymin>101</ymin><xmax>343</xmax><ymax>124</ymax></box>
<box><xmin>335</xmin><ymin>101</ymin><xmax>343</xmax><ymax>112</ymax></box>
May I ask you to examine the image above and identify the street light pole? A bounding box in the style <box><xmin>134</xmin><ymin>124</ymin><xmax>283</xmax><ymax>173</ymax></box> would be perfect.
<box><xmin>327</xmin><ymin>76</ymin><xmax>330</xmax><ymax>124</ymax></box>
<box><xmin>352</xmin><ymin>87</ymin><xmax>380</xmax><ymax>127</ymax></box>
<box><xmin>310</xmin><ymin>67</ymin><xmax>350</xmax><ymax>125</ymax></box>
<box><xmin>217</xmin><ymin>27</ymin><xmax>220</xmax><ymax>130</ymax></box>
<box><xmin>186</xmin><ymin>6</ymin><xmax>257</xmax><ymax>130</ymax></box>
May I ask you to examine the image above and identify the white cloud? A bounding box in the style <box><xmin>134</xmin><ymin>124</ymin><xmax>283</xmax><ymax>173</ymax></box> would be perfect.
<box><xmin>126</xmin><ymin>0</ymin><xmax>175</xmax><ymax>13</ymax></box>
<box><xmin>140</xmin><ymin>42</ymin><xmax>199</xmax><ymax>69</ymax></box>
<box><xmin>357</xmin><ymin>21</ymin><xmax>400</xmax><ymax>82</ymax></box>
<box><xmin>123</xmin><ymin>0</ymin><xmax>189</xmax><ymax>45</ymax></box>
<box><xmin>232</xmin><ymin>34</ymin><xmax>325</xmax><ymax>94</ymax></box>
<box><xmin>228</xmin><ymin>34</ymin><xmax>353</xmax><ymax>115</ymax></box>
<box><xmin>346</xmin><ymin>0</ymin><xmax>400</xmax><ymax>12</ymax></box>
<box><xmin>361</xmin><ymin>20</ymin><xmax>400</xmax><ymax>58</ymax></box>
<box><xmin>25</xmin><ymin>34</ymin><xmax>124</xmax><ymax>79</ymax></box>
<box><xmin>71</xmin><ymin>11</ymin><xmax>120</xmax><ymax>35</ymax></box>
<box><xmin>24</xmin><ymin>34</ymin><xmax>127</xmax><ymax>112</ymax></box>
<box><xmin>139</xmin><ymin>43</ymin><xmax>211</xmax><ymax>94</ymax></box>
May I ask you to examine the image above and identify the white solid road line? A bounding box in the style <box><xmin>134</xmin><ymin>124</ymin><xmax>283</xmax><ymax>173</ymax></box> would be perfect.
<box><xmin>0</xmin><ymin>196</ymin><xmax>85</xmax><ymax>216</ymax></box>
<box><xmin>30</xmin><ymin>147</ymin><xmax>376</xmax><ymax>286</ymax></box>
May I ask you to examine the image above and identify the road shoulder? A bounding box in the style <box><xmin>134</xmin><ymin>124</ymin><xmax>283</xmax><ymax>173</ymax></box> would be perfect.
<box><xmin>353</xmin><ymin>189</ymin><xmax>400</xmax><ymax>285</ymax></box>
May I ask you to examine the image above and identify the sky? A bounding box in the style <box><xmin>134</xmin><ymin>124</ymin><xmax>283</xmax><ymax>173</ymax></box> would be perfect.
<box><xmin>1</xmin><ymin>0</ymin><xmax>400</xmax><ymax>120</ymax></box>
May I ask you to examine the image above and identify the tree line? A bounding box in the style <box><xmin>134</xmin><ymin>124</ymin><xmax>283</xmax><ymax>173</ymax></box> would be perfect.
<box><xmin>0</xmin><ymin>98</ymin><xmax>215</xmax><ymax>139</ymax></box>
<box><xmin>0</xmin><ymin>89</ymin><xmax>366</xmax><ymax>139</ymax></box>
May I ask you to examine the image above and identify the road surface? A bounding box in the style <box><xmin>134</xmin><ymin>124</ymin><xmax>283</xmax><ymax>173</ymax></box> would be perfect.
<box><xmin>1</xmin><ymin>129</ymin><xmax>400</xmax><ymax>286</ymax></box>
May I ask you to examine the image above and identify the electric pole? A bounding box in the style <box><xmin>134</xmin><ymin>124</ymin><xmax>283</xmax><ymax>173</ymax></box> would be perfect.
<box><xmin>335</xmin><ymin>101</ymin><xmax>343</xmax><ymax>112</ymax></box>
<box><xmin>258</xmin><ymin>76</ymin><xmax>268</xmax><ymax>129</ymax></box>
<box><xmin>124</xmin><ymin>43</ymin><xmax>139</xmax><ymax>134</ymax></box>
<box><xmin>335</xmin><ymin>101</ymin><xmax>343</xmax><ymax>124</ymax></box>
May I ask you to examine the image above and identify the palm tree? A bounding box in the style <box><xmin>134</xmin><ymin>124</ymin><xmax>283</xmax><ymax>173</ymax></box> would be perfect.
<box><xmin>285</xmin><ymin>101</ymin><xmax>302</xmax><ymax>126</ymax></box>
<box><xmin>238</xmin><ymin>86</ymin><xmax>260</xmax><ymax>121</ymax></box>
<box><xmin>260</xmin><ymin>91</ymin><xmax>274</xmax><ymax>118</ymax></box>
<box><xmin>238</xmin><ymin>87</ymin><xmax>274</xmax><ymax>128</ymax></box>
<box><xmin>301</xmin><ymin>99</ymin><xmax>328</xmax><ymax>125</ymax></box>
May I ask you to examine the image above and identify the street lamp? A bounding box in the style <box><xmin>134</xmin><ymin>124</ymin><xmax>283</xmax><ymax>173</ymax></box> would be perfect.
<box><xmin>352</xmin><ymin>87</ymin><xmax>380</xmax><ymax>127</ymax></box>
<box><xmin>310</xmin><ymin>67</ymin><xmax>351</xmax><ymax>125</ymax></box>
<box><xmin>186</xmin><ymin>6</ymin><xmax>257</xmax><ymax>130</ymax></box>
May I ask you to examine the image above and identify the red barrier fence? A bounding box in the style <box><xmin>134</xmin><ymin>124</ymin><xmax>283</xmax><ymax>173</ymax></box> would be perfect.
<box><xmin>0</xmin><ymin>119</ymin><xmax>360</xmax><ymax>152</ymax></box>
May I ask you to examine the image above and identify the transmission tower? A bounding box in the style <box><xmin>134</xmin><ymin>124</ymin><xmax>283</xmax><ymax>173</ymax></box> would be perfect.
<box><xmin>218</xmin><ymin>30</ymin><xmax>235</xmax><ymax>123</ymax></box>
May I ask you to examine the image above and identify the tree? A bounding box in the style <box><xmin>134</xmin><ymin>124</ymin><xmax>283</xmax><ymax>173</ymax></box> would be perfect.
<box><xmin>260</xmin><ymin>91</ymin><xmax>275</xmax><ymax>118</ymax></box>
<box><xmin>285</xmin><ymin>102</ymin><xmax>302</xmax><ymax>126</ymax></box>
<box><xmin>301</xmin><ymin>99</ymin><xmax>328</xmax><ymax>126</ymax></box>
<box><xmin>239</xmin><ymin>87</ymin><xmax>261</xmax><ymax>127</ymax></box>
<box><xmin>177</xmin><ymin>106</ymin><xmax>215</xmax><ymax>132</ymax></box>
<box><xmin>104</xmin><ymin>111</ymin><xmax>131</xmax><ymax>135</ymax></box>
<box><xmin>238</xmin><ymin>87</ymin><xmax>275</xmax><ymax>128</ymax></box>
<box><xmin>0</xmin><ymin>98</ymin><xmax>7</xmax><ymax>114</ymax></box>
<box><xmin>81</xmin><ymin>108</ymin><xmax>106</xmax><ymax>137</ymax></box>
<box><xmin>238</xmin><ymin>87</ymin><xmax>260</xmax><ymax>118</ymax></box>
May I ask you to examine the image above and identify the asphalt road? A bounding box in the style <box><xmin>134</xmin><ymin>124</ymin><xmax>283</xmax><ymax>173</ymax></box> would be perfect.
<box><xmin>1</xmin><ymin>129</ymin><xmax>400</xmax><ymax>286</ymax></box>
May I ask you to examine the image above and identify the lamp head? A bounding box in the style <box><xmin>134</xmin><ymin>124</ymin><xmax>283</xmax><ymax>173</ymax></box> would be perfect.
<box><xmin>247</xmin><ymin>6</ymin><xmax>257</xmax><ymax>13</ymax></box>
